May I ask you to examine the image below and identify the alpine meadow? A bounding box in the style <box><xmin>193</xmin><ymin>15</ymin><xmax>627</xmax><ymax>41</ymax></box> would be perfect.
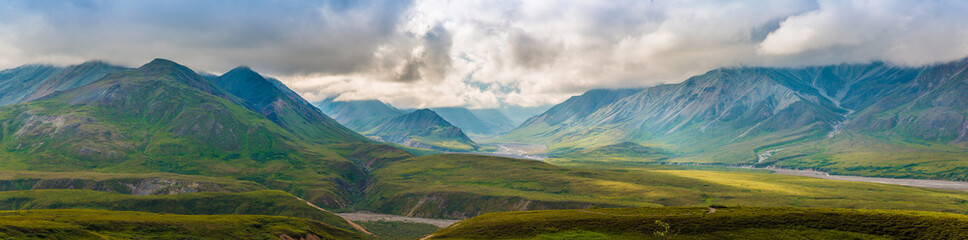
<box><xmin>1</xmin><ymin>0</ymin><xmax>968</xmax><ymax>239</ymax></box>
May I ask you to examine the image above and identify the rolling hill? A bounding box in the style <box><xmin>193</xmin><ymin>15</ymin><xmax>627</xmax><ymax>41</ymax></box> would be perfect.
<box><xmin>427</xmin><ymin>206</ymin><xmax>968</xmax><ymax>239</ymax></box>
<box><xmin>500</xmin><ymin>59</ymin><xmax>968</xmax><ymax>180</ymax></box>
<box><xmin>0</xmin><ymin>189</ymin><xmax>360</xmax><ymax>232</ymax></box>
<box><xmin>0</xmin><ymin>209</ymin><xmax>364</xmax><ymax>240</ymax></box>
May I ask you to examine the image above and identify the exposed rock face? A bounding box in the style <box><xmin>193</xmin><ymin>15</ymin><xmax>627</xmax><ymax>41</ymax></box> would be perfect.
<box><xmin>503</xmin><ymin>59</ymin><xmax>968</xmax><ymax>156</ymax></box>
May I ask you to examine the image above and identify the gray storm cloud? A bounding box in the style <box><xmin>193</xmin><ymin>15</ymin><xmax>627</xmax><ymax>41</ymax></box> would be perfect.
<box><xmin>0</xmin><ymin>0</ymin><xmax>412</xmax><ymax>74</ymax></box>
<box><xmin>2</xmin><ymin>0</ymin><xmax>967</xmax><ymax>108</ymax></box>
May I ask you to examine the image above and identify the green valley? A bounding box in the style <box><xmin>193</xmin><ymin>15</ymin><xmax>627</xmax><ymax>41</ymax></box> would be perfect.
<box><xmin>4</xmin><ymin>2</ymin><xmax>968</xmax><ymax>239</ymax></box>
<box><xmin>1</xmin><ymin>58</ymin><xmax>967</xmax><ymax>239</ymax></box>
<box><xmin>359</xmin><ymin>154</ymin><xmax>968</xmax><ymax>219</ymax></box>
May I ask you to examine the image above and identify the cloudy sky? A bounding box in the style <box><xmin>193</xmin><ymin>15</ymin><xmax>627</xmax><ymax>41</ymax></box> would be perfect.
<box><xmin>2</xmin><ymin>0</ymin><xmax>967</xmax><ymax>108</ymax></box>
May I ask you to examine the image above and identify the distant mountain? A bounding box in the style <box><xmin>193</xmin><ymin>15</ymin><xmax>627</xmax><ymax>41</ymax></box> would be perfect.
<box><xmin>500</xmin><ymin>58</ymin><xmax>968</xmax><ymax>180</ymax></box>
<box><xmin>497</xmin><ymin>105</ymin><xmax>554</xmax><ymax>127</ymax></box>
<box><xmin>314</xmin><ymin>97</ymin><xmax>404</xmax><ymax>131</ymax></box>
<box><xmin>315</xmin><ymin>99</ymin><xmax>479</xmax><ymax>151</ymax></box>
<box><xmin>500</xmin><ymin>88</ymin><xmax>641</xmax><ymax>143</ymax></box>
<box><xmin>431</xmin><ymin>107</ymin><xmax>514</xmax><ymax>137</ymax></box>
<box><xmin>368</xmin><ymin>109</ymin><xmax>479</xmax><ymax>151</ymax></box>
<box><xmin>214</xmin><ymin>67</ymin><xmax>366</xmax><ymax>143</ymax></box>
<box><xmin>0</xmin><ymin>64</ymin><xmax>62</xmax><ymax>105</ymax></box>
<box><xmin>469</xmin><ymin>108</ymin><xmax>515</xmax><ymax>129</ymax></box>
<box><xmin>0</xmin><ymin>61</ymin><xmax>129</xmax><ymax>106</ymax></box>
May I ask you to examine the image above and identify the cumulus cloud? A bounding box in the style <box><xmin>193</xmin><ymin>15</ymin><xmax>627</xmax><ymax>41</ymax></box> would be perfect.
<box><xmin>2</xmin><ymin>0</ymin><xmax>967</xmax><ymax>108</ymax></box>
<box><xmin>758</xmin><ymin>0</ymin><xmax>968</xmax><ymax>65</ymax></box>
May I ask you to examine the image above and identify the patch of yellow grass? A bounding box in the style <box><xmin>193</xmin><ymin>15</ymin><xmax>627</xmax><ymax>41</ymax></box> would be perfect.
<box><xmin>659</xmin><ymin>170</ymin><xmax>816</xmax><ymax>196</ymax></box>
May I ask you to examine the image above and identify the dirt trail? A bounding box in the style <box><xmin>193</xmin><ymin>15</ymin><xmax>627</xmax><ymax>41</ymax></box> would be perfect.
<box><xmin>295</xmin><ymin>197</ymin><xmax>373</xmax><ymax>235</ymax></box>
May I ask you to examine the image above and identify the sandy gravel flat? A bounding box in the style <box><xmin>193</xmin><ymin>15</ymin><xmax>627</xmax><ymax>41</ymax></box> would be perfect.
<box><xmin>477</xmin><ymin>143</ymin><xmax>548</xmax><ymax>160</ymax></box>
<box><xmin>336</xmin><ymin>212</ymin><xmax>460</xmax><ymax>228</ymax></box>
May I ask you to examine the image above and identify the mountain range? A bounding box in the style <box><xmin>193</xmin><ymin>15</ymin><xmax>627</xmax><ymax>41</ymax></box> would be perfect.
<box><xmin>428</xmin><ymin>107</ymin><xmax>515</xmax><ymax>137</ymax></box>
<box><xmin>0</xmin><ymin>59</ymin><xmax>386</xmax><ymax>209</ymax></box>
<box><xmin>1</xmin><ymin>57</ymin><xmax>967</xmax><ymax>238</ymax></box>
<box><xmin>315</xmin><ymin>98</ymin><xmax>518</xmax><ymax>151</ymax></box>
<box><xmin>501</xmin><ymin>58</ymin><xmax>968</xmax><ymax>180</ymax></box>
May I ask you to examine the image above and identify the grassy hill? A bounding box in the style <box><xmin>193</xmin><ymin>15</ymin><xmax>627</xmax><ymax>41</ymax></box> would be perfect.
<box><xmin>0</xmin><ymin>171</ymin><xmax>267</xmax><ymax>194</ymax></box>
<box><xmin>428</xmin><ymin>206</ymin><xmax>968</xmax><ymax>239</ymax></box>
<box><xmin>361</xmin><ymin>154</ymin><xmax>968</xmax><ymax>219</ymax></box>
<box><xmin>0</xmin><ymin>189</ymin><xmax>360</xmax><ymax>233</ymax></box>
<box><xmin>549</xmin><ymin>142</ymin><xmax>672</xmax><ymax>165</ymax></box>
<box><xmin>0</xmin><ymin>209</ymin><xmax>364</xmax><ymax>240</ymax></box>
<box><xmin>0</xmin><ymin>59</ymin><xmax>397</xmax><ymax>209</ymax></box>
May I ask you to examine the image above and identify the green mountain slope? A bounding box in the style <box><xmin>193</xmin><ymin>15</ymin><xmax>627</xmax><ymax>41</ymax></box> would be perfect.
<box><xmin>428</xmin><ymin>206</ymin><xmax>968</xmax><ymax>239</ymax></box>
<box><xmin>499</xmin><ymin>59</ymin><xmax>968</xmax><ymax>180</ymax></box>
<box><xmin>0</xmin><ymin>59</ymin><xmax>368</xmax><ymax>208</ymax></box>
<box><xmin>214</xmin><ymin>67</ymin><xmax>366</xmax><ymax>144</ymax></box>
<box><xmin>0</xmin><ymin>171</ymin><xmax>266</xmax><ymax>194</ymax></box>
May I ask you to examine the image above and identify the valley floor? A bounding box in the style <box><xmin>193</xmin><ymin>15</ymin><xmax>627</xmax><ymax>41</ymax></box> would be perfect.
<box><xmin>742</xmin><ymin>166</ymin><xmax>968</xmax><ymax>192</ymax></box>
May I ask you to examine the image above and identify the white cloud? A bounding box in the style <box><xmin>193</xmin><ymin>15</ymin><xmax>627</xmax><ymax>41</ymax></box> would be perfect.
<box><xmin>758</xmin><ymin>0</ymin><xmax>968</xmax><ymax>65</ymax></box>
<box><xmin>2</xmin><ymin>0</ymin><xmax>968</xmax><ymax>109</ymax></box>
